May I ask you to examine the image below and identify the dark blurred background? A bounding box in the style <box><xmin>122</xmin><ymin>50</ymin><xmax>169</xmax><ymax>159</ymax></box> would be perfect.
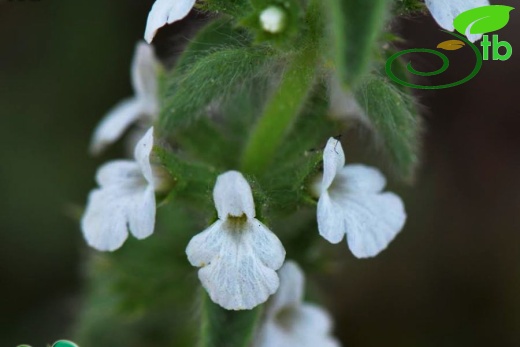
<box><xmin>1</xmin><ymin>0</ymin><xmax>519</xmax><ymax>346</ymax></box>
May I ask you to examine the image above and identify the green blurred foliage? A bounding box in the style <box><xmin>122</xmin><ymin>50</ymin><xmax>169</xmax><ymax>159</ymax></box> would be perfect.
<box><xmin>0</xmin><ymin>0</ymin><xmax>156</xmax><ymax>345</ymax></box>
<box><xmin>75</xmin><ymin>205</ymin><xmax>200</xmax><ymax>347</ymax></box>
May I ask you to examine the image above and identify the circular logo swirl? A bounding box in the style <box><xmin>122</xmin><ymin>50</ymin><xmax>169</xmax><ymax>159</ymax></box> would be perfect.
<box><xmin>385</xmin><ymin>31</ymin><xmax>483</xmax><ymax>90</ymax></box>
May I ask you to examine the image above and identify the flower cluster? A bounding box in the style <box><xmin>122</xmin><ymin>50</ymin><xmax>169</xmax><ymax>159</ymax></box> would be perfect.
<box><xmin>79</xmin><ymin>0</ymin><xmax>489</xmax><ymax>345</ymax></box>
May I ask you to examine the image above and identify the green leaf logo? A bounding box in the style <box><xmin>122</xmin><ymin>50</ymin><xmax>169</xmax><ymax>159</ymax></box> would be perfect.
<box><xmin>52</xmin><ymin>341</ymin><xmax>79</xmax><ymax>347</ymax></box>
<box><xmin>454</xmin><ymin>5</ymin><xmax>514</xmax><ymax>35</ymax></box>
<box><xmin>16</xmin><ymin>340</ymin><xmax>78</xmax><ymax>347</ymax></box>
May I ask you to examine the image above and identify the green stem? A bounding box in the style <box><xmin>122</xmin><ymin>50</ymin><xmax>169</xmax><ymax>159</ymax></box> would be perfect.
<box><xmin>198</xmin><ymin>290</ymin><xmax>262</xmax><ymax>347</ymax></box>
<box><xmin>240</xmin><ymin>47</ymin><xmax>318</xmax><ymax>175</ymax></box>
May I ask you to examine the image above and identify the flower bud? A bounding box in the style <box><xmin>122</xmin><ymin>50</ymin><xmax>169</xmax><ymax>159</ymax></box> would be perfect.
<box><xmin>260</xmin><ymin>6</ymin><xmax>286</xmax><ymax>34</ymax></box>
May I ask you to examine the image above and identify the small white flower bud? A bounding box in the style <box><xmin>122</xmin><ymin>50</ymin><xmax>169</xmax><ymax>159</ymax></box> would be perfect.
<box><xmin>260</xmin><ymin>6</ymin><xmax>286</xmax><ymax>34</ymax></box>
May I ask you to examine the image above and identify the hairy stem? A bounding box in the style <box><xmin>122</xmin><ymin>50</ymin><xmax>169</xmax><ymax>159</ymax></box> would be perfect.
<box><xmin>240</xmin><ymin>47</ymin><xmax>318</xmax><ymax>175</ymax></box>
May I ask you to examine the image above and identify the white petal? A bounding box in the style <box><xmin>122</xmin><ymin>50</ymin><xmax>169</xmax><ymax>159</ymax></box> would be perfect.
<box><xmin>331</xmin><ymin>164</ymin><xmax>386</xmax><ymax>195</ymax></box>
<box><xmin>322</xmin><ymin>138</ymin><xmax>345</xmax><ymax>191</ymax></box>
<box><xmin>96</xmin><ymin>160</ymin><xmax>145</xmax><ymax>188</ymax></box>
<box><xmin>341</xmin><ymin>192</ymin><xmax>406</xmax><ymax>258</ymax></box>
<box><xmin>294</xmin><ymin>304</ymin><xmax>336</xmax><ymax>338</ymax></box>
<box><xmin>254</xmin><ymin>305</ymin><xmax>341</xmax><ymax>347</ymax></box>
<box><xmin>134</xmin><ymin>127</ymin><xmax>155</xmax><ymax>185</ymax></box>
<box><xmin>250</xmin><ymin>221</ymin><xmax>286</xmax><ymax>270</ymax></box>
<box><xmin>197</xmin><ymin>245</ymin><xmax>280</xmax><ymax>310</ymax></box>
<box><xmin>128</xmin><ymin>185</ymin><xmax>156</xmax><ymax>239</ymax></box>
<box><xmin>124</xmin><ymin>125</ymin><xmax>151</xmax><ymax>158</ymax></box>
<box><xmin>317</xmin><ymin>192</ymin><xmax>347</xmax><ymax>244</ymax></box>
<box><xmin>465</xmin><ymin>33</ymin><xmax>481</xmax><ymax>44</ymax></box>
<box><xmin>290</xmin><ymin>305</ymin><xmax>341</xmax><ymax>347</ymax></box>
<box><xmin>81</xmin><ymin>180</ymin><xmax>155</xmax><ymax>251</ymax></box>
<box><xmin>186</xmin><ymin>219</ymin><xmax>285</xmax><ymax>310</ymax></box>
<box><xmin>186</xmin><ymin>220</ymin><xmax>226</xmax><ymax>267</ymax></box>
<box><xmin>268</xmin><ymin>260</ymin><xmax>304</xmax><ymax>315</ymax></box>
<box><xmin>144</xmin><ymin>0</ymin><xmax>196</xmax><ymax>43</ymax></box>
<box><xmin>425</xmin><ymin>0</ymin><xmax>489</xmax><ymax>42</ymax></box>
<box><xmin>254</xmin><ymin>321</ymin><xmax>288</xmax><ymax>347</ymax></box>
<box><xmin>81</xmin><ymin>189</ymin><xmax>130</xmax><ymax>251</ymax></box>
<box><xmin>131</xmin><ymin>42</ymin><xmax>159</xmax><ymax>114</ymax></box>
<box><xmin>213</xmin><ymin>171</ymin><xmax>256</xmax><ymax>219</ymax></box>
<box><xmin>89</xmin><ymin>98</ymin><xmax>144</xmax><ymax>156</ymax></box>
<box><xmin>254</xmin><ymin>262</ymin><xmax>341</xmax><ymax>347</ymax></box>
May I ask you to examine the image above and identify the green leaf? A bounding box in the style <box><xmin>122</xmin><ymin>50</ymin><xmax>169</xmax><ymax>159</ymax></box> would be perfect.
<box><xmin>199</xmin><ymin>291</ymin><xmax>262</xmax><ymax>347</ymax></box>
<box><xmin>198</xmin><ymin>0</ymin><xmax>251</xmax><ymax>17</ymax></box>
<box><xmin>175</xmin><ymin>117</ymin><xmax>239</xmax><ymax>169</ymax></box>
<box><xmin>354</xmin><ymin>75</ymin><xmax>421</xmax><ymax>181</ymax></box>
<box><xmin>158</xmin><ymin>19</ymin><xmax>274</xmax><ymax>134</ymax></box>
<box><xmin>74</xmin><ymin>205</ymin><xmax>203</xmax><ymax>347</ymax></box>
<box><xmin>177</xmin><ymin>75</ymin><xmax>275</xmax><ymax>169</ymax></box>
<box><xmin>154</xmin><ymin>146</ymin><xmax>218</xmax><ymax>209</ymax></box>
<box><xmin>326</xmin><ymin>0</ymin><xmax>390</xmax><ymax>87</ymax></box>
<box><xmin>159</xmin><ymin>45</ymin><xmax>272</xmax><ymax>133</ymax></box>
<box><xmin>173</xmin><ymin>19</ymin><xmax>249</xmax><ymax>73</ymax></box>
<box><xmin>392</xmin><ymin>0</ymin><xmax>425</xmax><ymax>16</ymax></box>
<box><xmin>454</xmin><ymin>5</ymin><xmax>514</xmax><ymax>35</ymax></box>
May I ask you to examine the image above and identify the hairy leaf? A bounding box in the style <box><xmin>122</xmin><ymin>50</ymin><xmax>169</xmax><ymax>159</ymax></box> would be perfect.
<box><xmin>326</xmin><ymin>0</ymin><xmax>390</xmax><ymax>87</ymax></box>
<box><xmin>199</xmin><ymin>0</ymin><xmax>252</xmax><ymax>17</ymax></box>
<box><xmin>154</xmin><ymin>146</ymin><xmax>218</xmax><ymax>209</ymax></box>
<box><xmin>354</xmin><ymin>75</ymin><xmax>421</xmax><ymax>181</ymax></box>
<box><xmin>173</xmin><ymin>19</ymin><xmax>251</xmax><ymax>72</ymax></box>
<box><xmin>160</xmin><ymin>46</ymin><xmax>272</xmax><ymax>132</ymax></box>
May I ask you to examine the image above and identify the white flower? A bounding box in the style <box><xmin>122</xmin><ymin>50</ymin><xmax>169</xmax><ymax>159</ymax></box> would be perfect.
<box><xmin>260</xmin><ymin>6</ymin><xmax>286</xmax><ymax>34</ymax></box>
<box><xmin>253</xmin><ymin>261</ymin><xmax>341</xmax><ymax>347</ymax></box>
<box><xmin>90</xmin><ymin>42</ymin><xmax>159</xmax><ymax>155</ymax></box>
<box><xmin>145</xmin><ymin>0</ymin><xmax>196</xmax><ymax>43</ymax></box>
<box><xmin>313</xmin><ymin>138</ymin><xmax>406</xmax><ymax>258</ymax></box>
<box><xmin>186</xmin><ymin>171</ymin><xmax>286</xmax><ymax>310</ymax></box>
<box><xmin>82</xmin><ymin>127</ymin><xmax>162</xmax><ymax>251</ymax></box>
<box><xmin>424</xmin><ymin>0</ymin><xmax>489</xmax><ymax>42</ymax></box>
